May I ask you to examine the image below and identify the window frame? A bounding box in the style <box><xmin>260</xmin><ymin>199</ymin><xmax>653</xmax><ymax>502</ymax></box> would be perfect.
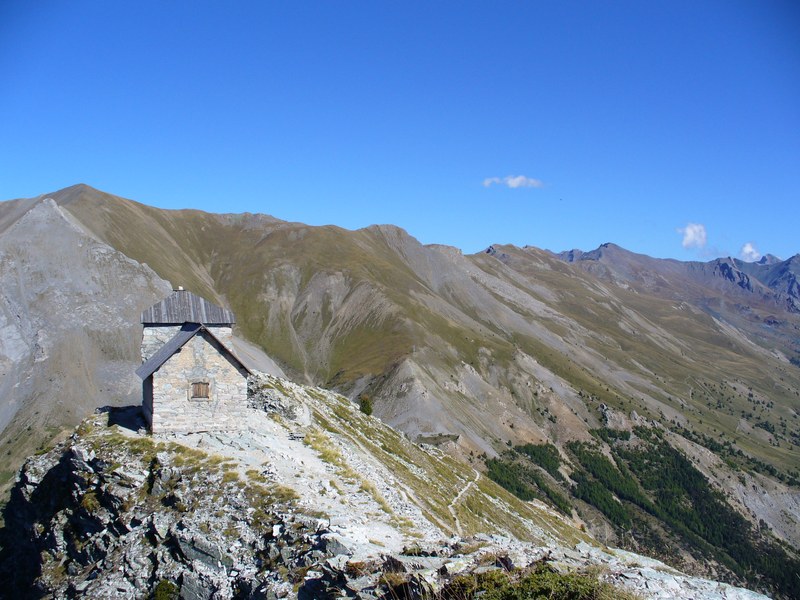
<box><xmin>191</xmin><ymin>381</ymin><xmax>210</xmax><ymax>399</ymax></box>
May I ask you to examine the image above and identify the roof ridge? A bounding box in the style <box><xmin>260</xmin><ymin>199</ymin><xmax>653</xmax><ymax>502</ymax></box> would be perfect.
<box><xmin>141</xmin><ymin>289</ymin><xmax>235</xmax><ymax>325</ymax></box>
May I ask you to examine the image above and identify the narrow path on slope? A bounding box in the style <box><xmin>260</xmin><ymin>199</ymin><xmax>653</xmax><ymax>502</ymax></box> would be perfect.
<box><xmin>448</xmin><ymin>468</ymin><xmax>481</xmax><ymax>537</ymax></box>
<box><xmin>321</xmin><ymin>420</ymin><xmax>455</xmax><ymax>538</ymax></box>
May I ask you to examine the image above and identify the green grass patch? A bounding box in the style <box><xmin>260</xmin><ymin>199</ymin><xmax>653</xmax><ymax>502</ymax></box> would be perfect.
<box><xmin>438</xmin><ymin>563</ymin><xmax>642</xmax><ymax>600</ymax></box>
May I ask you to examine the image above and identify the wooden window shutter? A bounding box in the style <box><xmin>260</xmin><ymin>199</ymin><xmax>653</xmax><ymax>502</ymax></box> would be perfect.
<box><xmin>192</xmin><ymin>382</ymin><xmax>210</xmax><ymax>398</ymax></box>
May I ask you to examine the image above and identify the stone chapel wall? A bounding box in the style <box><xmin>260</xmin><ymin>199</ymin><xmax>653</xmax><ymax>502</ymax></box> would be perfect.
<box><xmin>149</xmin><ymin>331</ymin><xmax>248</xmax><ymax>434</ymax></box>
<box><xmin>141</xmin><ymin>325</ymin><xmax>233</xmax><ymax>362</ymax></box>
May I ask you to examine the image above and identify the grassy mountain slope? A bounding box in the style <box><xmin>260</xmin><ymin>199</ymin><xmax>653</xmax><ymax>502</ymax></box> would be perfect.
<box><xmin>2</xmin><ymin>184</ymin><xmax>797</xmax><ymax>593</ymax></box>
<box><xmin>49</xmin><ymin>184</ymin><xmax>799</xmax><ymax>467</ymax></box>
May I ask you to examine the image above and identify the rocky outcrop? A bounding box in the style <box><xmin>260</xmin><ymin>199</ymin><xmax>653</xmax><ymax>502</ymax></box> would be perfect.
<box><xmin>713</xmin><ymin>259</ymin><xmax>754</xmax><ymax>292</ymax></box>
<box><xmin>0</xmin><ymin>396</ymin><xmax>774</xmax><ymax>600</ymax></box>
<box><xmin>0</xmin><ymin>417</ymin><xmax>326</xmax><ymax>599</ymax></box>
<box><xmin>247</xmin><ymin>373</ymin><xmax>310</xmax><ymax>426</ymax></box>
<box><xmin>296</xmin><ymin>538</ymin><xmax>774</xmax><ymax>600</ymax></box>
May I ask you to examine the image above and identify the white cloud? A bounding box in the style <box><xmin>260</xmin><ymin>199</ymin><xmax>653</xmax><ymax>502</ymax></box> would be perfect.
<box><xmin>740</xmin><ymin>242</ymin><xmax>761</xmax><ymax>262</ymax></box>
<box><xmin>483</xmin><ymin>175</ymin><xmax>543</xmax><ymax>189</ymax></box>
<box><xmin>677</xmin><ymin>222</ymin><xmax>707</xmax><ymax>249</ymax></box>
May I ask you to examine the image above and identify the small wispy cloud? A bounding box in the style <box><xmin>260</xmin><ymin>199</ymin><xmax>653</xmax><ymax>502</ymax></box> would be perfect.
<box><xmin>677</xmin><ymin>222</ymin><xmax>707</xmax><ymax>249</ymax></box>
<box><xmin>740</xmin><ymin>242</ymin><xmax>761</xmax><ymax>262</ymax></box>
<box><xmin>483</xmin><ymin>175</ymin><xmax>544</xmax><ymax>189</ymax></box>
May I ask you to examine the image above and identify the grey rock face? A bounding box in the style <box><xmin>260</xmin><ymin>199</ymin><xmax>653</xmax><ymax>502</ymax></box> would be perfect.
<box><xmin>0</xmin><ymin>197</ymin><xmax>172</xmax><ymax>448</ymax></box>
<box><xmin>248</xmin><ymin>373</ymin><xmax>311</xmax><ymax>426</ymax></box>
<box><xmin>0</xmin><ymin>416</ymin><xmax>324</xmax><ymax>599</ymax></box>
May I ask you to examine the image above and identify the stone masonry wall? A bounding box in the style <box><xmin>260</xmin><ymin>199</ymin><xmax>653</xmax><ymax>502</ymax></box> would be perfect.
<box><xmin>141</xmin><ymin>326</ymin><xmax>233</xmax><ymax>362</ymax></box>
<box><xmin>150</xmin><ymin>331</ymin><xmax>248</xmax><ymax>434</ymax></box>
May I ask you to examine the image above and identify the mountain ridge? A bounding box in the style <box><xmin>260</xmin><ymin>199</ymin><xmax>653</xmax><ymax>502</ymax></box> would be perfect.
<box><xmin>557</xmin><ymin>240</ymin><xmax>799</xmax><ymax>307</ymax></box>
<box><xmin>1</xmin><ymin>184</ymin><xmax>799</xmax><ymax>597</ymax></box>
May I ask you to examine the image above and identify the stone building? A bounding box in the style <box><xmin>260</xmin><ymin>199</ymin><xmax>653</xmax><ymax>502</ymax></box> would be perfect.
<box><xmin>136</xmin><ymin>288</ymin><xmax>251</xmax><ymax>433</ymax></box>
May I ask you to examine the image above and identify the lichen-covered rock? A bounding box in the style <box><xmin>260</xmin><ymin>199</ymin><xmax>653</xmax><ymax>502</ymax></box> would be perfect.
<box><xmin>0</xmin><ymin>416</ymin><xmax>324</xmax><ymax>599</ymax></box>
<box><xmin>248</xmin><ymin>373</ymin><xmax>311</xmax><ymax>426</ymax></box>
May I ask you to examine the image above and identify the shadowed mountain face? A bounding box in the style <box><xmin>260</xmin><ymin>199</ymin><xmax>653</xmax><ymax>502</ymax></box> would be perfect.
<box><xmin>1</xmin><ymin>185</ymin><xmax>799</xmax><ymax>591</ymax></box>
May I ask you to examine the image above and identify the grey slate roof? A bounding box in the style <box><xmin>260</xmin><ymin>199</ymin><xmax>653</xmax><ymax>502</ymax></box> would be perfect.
<box><xmin>135</xmin><ymin>323</ymin><xmax>251</xmax><ymax>379</ymax></box>
<box><xmin>141</xmin><ymin>290</ymin><xmax>236</xmax><ymax>325</ymax></box>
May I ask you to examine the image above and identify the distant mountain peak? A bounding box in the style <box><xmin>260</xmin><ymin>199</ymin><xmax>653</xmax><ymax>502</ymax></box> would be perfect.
<box><xmin>757</xmin><ymin>254</ymin><xmax>782</xmax><ymax>265</ymax></box>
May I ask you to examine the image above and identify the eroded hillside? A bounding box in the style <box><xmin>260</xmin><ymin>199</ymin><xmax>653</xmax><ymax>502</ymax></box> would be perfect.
<box><xmin>0</xmin><ymin>197</ymin><xmax>171</xmax><ymax>494</ymax></box>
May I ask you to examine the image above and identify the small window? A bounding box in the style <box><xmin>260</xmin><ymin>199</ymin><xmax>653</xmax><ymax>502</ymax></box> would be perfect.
<box><xmin>191</xmin><ymin>382</ymin><xmax>210</xmax><ymax>399</ymax></box>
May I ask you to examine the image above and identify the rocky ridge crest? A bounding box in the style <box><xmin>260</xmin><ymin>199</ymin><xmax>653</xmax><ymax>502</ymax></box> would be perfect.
<box><xmin>0</xmin><ymin>375</ymin><xmax>771</xmax><ymax>599</ymax></box>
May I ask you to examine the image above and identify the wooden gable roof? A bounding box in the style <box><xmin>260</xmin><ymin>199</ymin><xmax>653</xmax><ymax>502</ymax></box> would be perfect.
<box><xmin>141</xmin><ymin>289</ymin><xmax>235</xmax><ymax>325</ymax></box>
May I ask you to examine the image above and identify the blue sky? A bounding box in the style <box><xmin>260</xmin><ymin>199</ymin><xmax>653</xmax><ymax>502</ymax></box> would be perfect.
<box><xmin>1</xmin><ymin>1</ymin><xmax>798</xmax><ymax>260</ymax></box>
